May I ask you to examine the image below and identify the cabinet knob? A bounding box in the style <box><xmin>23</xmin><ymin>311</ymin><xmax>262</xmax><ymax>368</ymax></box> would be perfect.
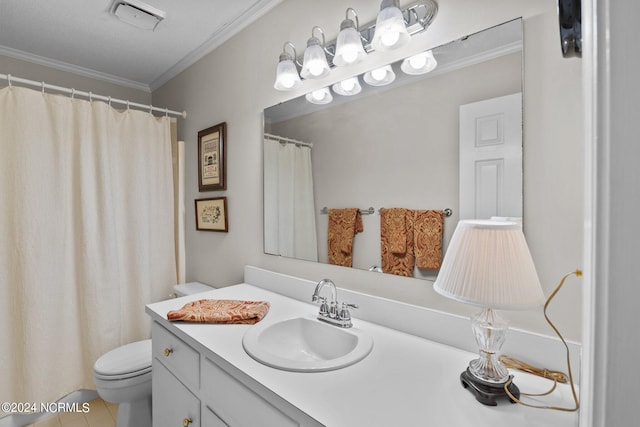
<box><xmin>183</xmin><ymin>417</ymin><xmax>192</xmax><ymax>426</ymax></box>
<box><xmin>164</xmin><ymin>347</ymin><xmax>173</xmax><ymax>357</ymax></box>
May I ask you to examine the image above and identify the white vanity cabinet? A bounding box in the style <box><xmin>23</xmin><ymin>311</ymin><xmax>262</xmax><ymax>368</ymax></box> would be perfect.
<box><xmin>147</xmin><ymin>275</ymin><xmax>579</xmax><ymax>427</ymax></box>
<box><xmin>150</xmin><ymin>320</ymin><xmax>322</xmax><ymax>427</ymax></box>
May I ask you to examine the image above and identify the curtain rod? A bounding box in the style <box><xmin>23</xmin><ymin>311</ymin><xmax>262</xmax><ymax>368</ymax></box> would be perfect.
<box><xmin>264</xmin><ymin>133</ymin><xmax>312</xmax><ymax>148</ymax></box>
<box><xmin>0</xmin><ymin>73</ymin><xmax>186</xmax><ymax>119</ymax></box>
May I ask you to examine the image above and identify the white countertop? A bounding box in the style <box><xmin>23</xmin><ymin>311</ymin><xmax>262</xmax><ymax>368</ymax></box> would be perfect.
<box><xmin>146</xmin><ymin>283</ymin><xmax>579</xmax><ymax>427</ymax></box>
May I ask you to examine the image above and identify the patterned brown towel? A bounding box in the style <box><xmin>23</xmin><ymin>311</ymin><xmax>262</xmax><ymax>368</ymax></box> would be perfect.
<box><xmin>167</xmin><ymin>299</ymin><xmax>270</xmax><ymax>324</ymax></box>
<box><xmin>327</xmin><ymin>208</ymin><xmax>363</xmax><ymax>267</ymax></box>
<box><xmin>380</xmin><ymin>208</ymin><xmax>415</xmax><ymax>276</ymax></box>
<box><xmin>413</xmin><ymin>210</ymin><xmax>444</xmax><ymax>270</ymax></box>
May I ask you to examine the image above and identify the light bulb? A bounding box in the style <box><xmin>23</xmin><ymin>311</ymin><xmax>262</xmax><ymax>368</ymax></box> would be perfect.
<box><xmin>363</xmin><ymin>65</ymin><xmax>395</xmax><ymax>87</ymax></box>
<box><xmin>341</xmin><ymin>49</ymin><xmax>359</xmax><ymax>64</ymax></box>
<box><xmin>409</xmin><ymin>54</ymin><xmax>427</xmax><ymax>69</ymax></box>
<box><xmin>280</xmin><ymin>75</ymin><xmax>295</xmax><ymax>89</ymax></box>
<box><xmin>371</xmin><ymin>67</ymin><xmax>387</xmax><ymax>81</ymax></box>
<box><xmin>305</xmin><ymin>87</ymin><xmax>333</xmax><ymax>104</ymax></box>
<box><xmin>341</xmin><ymin>78</ymin><xmax>356</xmax><ymax>91</ymax></box>
<box><xmin>308</xmin><ymin>61</ymin><xmax>324</xmax><ymax>77</ymax></box>
<box><xmin>311</xmin><ymin>89</ymin><xmax>326</xmax><ymax>101</ymax></box>
<box><xmin>381</xmin><ymin>31</ymin><xmax>400</xmax><ymax>48</ymax></box>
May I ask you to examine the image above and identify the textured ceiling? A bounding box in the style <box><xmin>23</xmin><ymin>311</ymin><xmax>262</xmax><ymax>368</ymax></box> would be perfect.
<box><xmin>0</xmin><ymin>0</ymin><xmax>282</xmax><ymax>91</ymax></box>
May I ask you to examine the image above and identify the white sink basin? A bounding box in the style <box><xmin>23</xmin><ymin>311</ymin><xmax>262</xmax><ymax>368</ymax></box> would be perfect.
<box><xmin>242</xmin><ymin>316</ymin><xmax>373</xmax><ymax>372</ymax></box>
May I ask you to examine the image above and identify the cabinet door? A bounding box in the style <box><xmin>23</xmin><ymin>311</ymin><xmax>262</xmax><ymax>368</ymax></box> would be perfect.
<box><xmin>203</xmin><ymin>358</ymin><xmax>319</xmax><ymax>427</ymax></box>
<box><xmin>203</xmin><ymin>406</ymin><xmax>229</xmax><ymax>427</ymax></box>
<box><xmin>153</xmin><ymin>358</ymin><xmax>200</xmax><ymax>427</ymax></box>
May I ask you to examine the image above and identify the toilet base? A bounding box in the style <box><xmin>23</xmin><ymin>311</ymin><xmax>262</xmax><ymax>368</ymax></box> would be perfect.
<box><xmin>115</xmin><ymin>395</ymin><xmax>152</xmax><ymax>427</ymax></box>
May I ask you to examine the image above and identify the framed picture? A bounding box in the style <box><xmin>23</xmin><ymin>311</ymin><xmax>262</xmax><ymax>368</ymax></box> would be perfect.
<box><xmin>195</xmin><ymin>197</ymin><xmax>228</xmax><ymax>232</ymax></box>
<box><xmin>198</xmin><ymin>122</ymin><xmax>227</xmax><ymax>191</ymax></box>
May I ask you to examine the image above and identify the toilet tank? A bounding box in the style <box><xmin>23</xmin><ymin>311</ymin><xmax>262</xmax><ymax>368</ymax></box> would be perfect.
<box><xmin>171</xmin><ymin>282</ymin><xmax>214</xmax><ymax>297</ymax></box>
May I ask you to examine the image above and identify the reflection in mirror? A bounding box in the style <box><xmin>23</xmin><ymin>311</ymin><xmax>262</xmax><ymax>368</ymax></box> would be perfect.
<box><xmin>264</xmin><ymin>19</ymin><xmax>523</xmax><ymax>280</ymax></box>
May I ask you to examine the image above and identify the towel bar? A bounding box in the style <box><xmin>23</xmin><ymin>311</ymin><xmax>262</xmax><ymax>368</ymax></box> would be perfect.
<box><xmin>320</xmin><ymin>207</ymin><xmax>375</xmax><ymax>215</ymax></box>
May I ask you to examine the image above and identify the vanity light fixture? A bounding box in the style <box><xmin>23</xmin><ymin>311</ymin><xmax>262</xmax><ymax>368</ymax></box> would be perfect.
<box><xmin>301</xmin><ymin>27</ymin><xmax>331</xmax><ymax>80</ymax></box>
<box><xmin>332</xmin><ymin>77</ymin><xmax>362</xmax><ymax>96</ymax></box>
<box><xmin>371</xmin><ymin>0</ymin><xmax>411</xmax><ymax>51</ymax></box>
<box><xmin>363</xmin><ymin>65</ymin><xmax>396</xmax><ymax>87</ymax></box>
<box><xmin>334</xmin><ymin>8</ymin><xmax>367</xmax><ymax>67</ymax></box>
<box><xmin>400</xmin><ymin>49</ymin><xmax>437</xmax><ymax>75</ymax></box>
<box><xmin>305</xmin><ymin>87</ymin><xmax>333</xmax><ymax>104</ymax></box>
<box><xmin>273</xmin><ymin>42</ymin><xmax>302</xmax><ymax>91</ymax></box>
<box><xmin>433</xmin><ymin>220</ymin><xmax>545</xmax><ymax>406</ymax></box>
<box><xmin>272</xmin><ymin>1</ymin><xmax>438</xmax><ymax>92</ymax></box>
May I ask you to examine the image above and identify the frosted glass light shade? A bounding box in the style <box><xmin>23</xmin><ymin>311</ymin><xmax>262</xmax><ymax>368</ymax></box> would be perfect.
<box><xmin>433</xmin><ymin>220</ymin><xmax>545</xmax><ymax>310</ymax></box>
<box><xmin>305</xmin><ymin>87</ymin><xmax>333</xmax><ymax>104</ymax></box>
<box><xmin>273</xmin><ymin>54</ymin><xmax>301</xmax><ymax>91</ymax></box>
<box><xmin>334</xmin><ymin>20</ymin><xmax>367</xmax><ymax>66</ymax></box>
<box><xmin>401</xmin><ymin>50</ymin><xmax>437</xmax><ymax>75</ymax></box>
<box><xmin>332</xmin><ymin>77</ymin><xmax>362</xmax><ymax>96</ymax></box>
<box><xmin>363</xmin><ymin>65</ymin><xmax>396</xmax><ymax>87</ymax></box>
<box><xmin>301</xmin><ymin>38</ymin><xmax>330</xmax><ymax>79</ymax></box>
<box><xmin>371</xmin><ymin>0</ymin><xmax>410</xmax><ymax>51</ymax></box>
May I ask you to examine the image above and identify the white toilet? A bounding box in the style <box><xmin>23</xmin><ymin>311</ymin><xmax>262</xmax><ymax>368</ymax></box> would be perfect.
<box><xmin>93</xmin><ymin>282</ymin><xmax>213</xmax><ymax>427</ymax></box>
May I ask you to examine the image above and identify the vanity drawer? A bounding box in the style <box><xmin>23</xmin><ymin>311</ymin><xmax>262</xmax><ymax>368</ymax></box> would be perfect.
<box><xmin>152</xmin><ymin>321</ymin><xmax>200</xmax><ymax>390</ymax></box>
<box><xmin>202</xmin><ymin>358</ymin><xmax>300</xmax><ymax>427</ymax></box>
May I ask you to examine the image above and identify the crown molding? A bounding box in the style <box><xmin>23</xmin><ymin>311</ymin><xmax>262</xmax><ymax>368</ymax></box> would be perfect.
<box><xmin>0</xmin><ymin>44</ymin><xmax>152</xmax><ymax>93</ymax></box>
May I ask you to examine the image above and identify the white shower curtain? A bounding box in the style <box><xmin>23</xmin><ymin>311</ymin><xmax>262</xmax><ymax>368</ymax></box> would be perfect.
<box><xmin>264</xmin><ymin>138</ymin><xmax>318</xmax><ymax>262</ymax></box>
<box><xmin>0</xmin><ymin>86</ymin><xmax>177</xmax><ymax>405</ymax></box>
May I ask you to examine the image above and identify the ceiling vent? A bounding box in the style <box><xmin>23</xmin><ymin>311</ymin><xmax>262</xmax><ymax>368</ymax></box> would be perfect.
<box><xmin>111</xmin><ymin>0</ymin><xmax>166</xmax><ymax>31</ymax></box>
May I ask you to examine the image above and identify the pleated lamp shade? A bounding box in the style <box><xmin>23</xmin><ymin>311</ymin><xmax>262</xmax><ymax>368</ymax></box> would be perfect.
<box><xmin>433</xmin><ymin>220</ymin><xmax>545</xmax><ymax>310</ymax></box>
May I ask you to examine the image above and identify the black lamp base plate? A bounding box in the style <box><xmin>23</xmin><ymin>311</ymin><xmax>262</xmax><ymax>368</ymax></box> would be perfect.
<box><xmin>460</xmin><ymin>368</ymin><xmax>520</xmax><ymax>406</ymax></box>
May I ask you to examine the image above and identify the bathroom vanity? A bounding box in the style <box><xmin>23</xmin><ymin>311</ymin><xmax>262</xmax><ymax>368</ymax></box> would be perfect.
<box><xmin>146</xmin><ymin>267</ymin><xmax>579</xmax><ymax>426</ymax></box>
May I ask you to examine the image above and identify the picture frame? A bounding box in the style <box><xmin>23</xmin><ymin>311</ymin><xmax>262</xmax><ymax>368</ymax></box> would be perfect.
<box><xmin>198</xmin><ymin>122</ymin><xmax>227</xmax><ymax>191</ymax></box>
<box><xmin>195</xmin><ymin>197</ymin><xmax>228</xmax><ymax>232</ymax></box>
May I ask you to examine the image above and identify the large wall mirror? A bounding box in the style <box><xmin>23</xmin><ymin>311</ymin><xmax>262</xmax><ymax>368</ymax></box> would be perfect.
<box><xmin>263</xmin><ymin>19</ymin><xmax>523</xmax><ymax>280</ymax></box>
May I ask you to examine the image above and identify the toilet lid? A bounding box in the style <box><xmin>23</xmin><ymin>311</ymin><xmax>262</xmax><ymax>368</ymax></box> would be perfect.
<box><xmin>94</xmin><ymin>339</ymin><xmax>152</xmax><ymax>379</ymax></box>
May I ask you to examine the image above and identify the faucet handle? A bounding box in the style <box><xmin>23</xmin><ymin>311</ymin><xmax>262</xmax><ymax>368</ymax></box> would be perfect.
<box><xmin>318</xmin><ymin>297</ymin><xmax>329</xmax><ymax>316</ymax></box>
<box><xmin>338</xmin><ymin>302</ymin><xmax>358</xmax><ymax>322</ymax></box>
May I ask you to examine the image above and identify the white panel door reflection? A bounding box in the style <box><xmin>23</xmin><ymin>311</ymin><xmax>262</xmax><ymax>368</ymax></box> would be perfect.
<box><xmin>459</xmin><ymin>93</ymin><xmax>523</xmax><ymax>221</ymax></box>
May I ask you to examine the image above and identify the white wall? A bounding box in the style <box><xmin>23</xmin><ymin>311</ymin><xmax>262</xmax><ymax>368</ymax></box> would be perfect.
<box><xmin>152</xmin><ymin>0</ymin><xmax>583</xmax><ymax>341</ymax></box>
<box><xmin>0</xmin><ymin>55</ymin><xmax>151</xmax><ymax>105</ymax></box>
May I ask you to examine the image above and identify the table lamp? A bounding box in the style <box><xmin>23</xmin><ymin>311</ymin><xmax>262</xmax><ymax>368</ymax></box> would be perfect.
<box><xmin>433</xmin><ymin>220</ymin><xmax>545</xmax><ymax>406</ymax></box>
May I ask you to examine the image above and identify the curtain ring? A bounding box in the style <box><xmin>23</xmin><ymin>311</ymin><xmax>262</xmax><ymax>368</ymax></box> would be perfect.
<box><xmin>149</xmin><ymin>104</ymin><xmax>153</xmax><ymax>114</ymax></box>
<box><xmin>71</xmin><ymin>88</ymin><xmax>75</xmax><ymax>99</ymax></box>
<box><xmin>108</xmin><ymin>96</ymin><xmax>112</xmax><ymax>106</ymax></box>
<box><xmin>89</xmin><ymin>91</ymin><xmax>93</xmax><ymax>102</ymax></box>
<box><xmin>41</xmin><ymin>81</ymin><xmax>45</xmax><ymax>94</ymax></box>
<box><xmin>126</xmin><ymin>100</ymin><xmax>130</xmax><ymax>111</ymax></box>
<box><xmin>165</xmin><ymin>108</ymin><xmax>169</xmax><ymax>117</ymax></box>
<box><xmin>7</xmin><ymin>74</ymin><xmax>12</xmax><ymax>88</ymax></box>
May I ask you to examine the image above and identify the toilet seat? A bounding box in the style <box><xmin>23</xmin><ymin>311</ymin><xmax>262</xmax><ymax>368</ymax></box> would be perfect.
<box><xmin>94</xmin><ymin>339</ymin><xmax>152</xmax><ymax>380</ymax></box>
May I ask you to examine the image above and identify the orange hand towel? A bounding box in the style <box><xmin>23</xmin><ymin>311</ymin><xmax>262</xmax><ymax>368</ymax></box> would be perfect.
<box><xmin>167</xmin><ymin>299</ymin><xmax>270</xmax><ymax>324</ymax></box>
<box><xmin>327</xmin><ymin>208</ymin><xmax>363</xmax><ymax>267</ymax></box>
<box><xmin>413</xmin><ymin>210</ymin><xmax>444</xmax><ymax>270</ymax></box>
<box><xmin>380</xmin><ymin>208</ymin><xmax>415</xmax><ymax>276</ymax></box>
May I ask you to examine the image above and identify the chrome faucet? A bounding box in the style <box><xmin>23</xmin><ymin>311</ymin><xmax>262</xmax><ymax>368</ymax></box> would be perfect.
<box><xmin>311</xmin><ymin>279</ymin><xmax>358</xmax><ymax>328</ymax></box>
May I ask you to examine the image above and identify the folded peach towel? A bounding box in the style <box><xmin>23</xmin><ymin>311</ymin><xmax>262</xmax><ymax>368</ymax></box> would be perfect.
<box><xmin>327</xmin><ymin>208</ymin><xmax>363</xmax><ymax>267</ymax></box>
<box><xmin>380</xmin><ymin>208</ymin><xmax>415</xmax><ymax>277</ymax></box>
<box><xmin>413</xmin><ymin>210</ymin><xmax>444</xmax><ymax>270</ymax></box>
<box><xmin>167</xmin><ymin>299</ymin><xmax>270</xmax><ymax>324</ymax></box>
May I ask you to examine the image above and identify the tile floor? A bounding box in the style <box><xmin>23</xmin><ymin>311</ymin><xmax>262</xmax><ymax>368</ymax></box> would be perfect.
<box><xmin>25</xmin><ymin>398</ymin><xmax>116</xmax><ymax>427</ymax></box>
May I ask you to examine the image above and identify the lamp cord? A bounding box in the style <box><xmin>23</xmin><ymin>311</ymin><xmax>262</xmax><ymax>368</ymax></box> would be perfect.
<box><xmin>500</xmin><ymin>269</ymin><xmax>582</xmax><ymax>412</ymax></box>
